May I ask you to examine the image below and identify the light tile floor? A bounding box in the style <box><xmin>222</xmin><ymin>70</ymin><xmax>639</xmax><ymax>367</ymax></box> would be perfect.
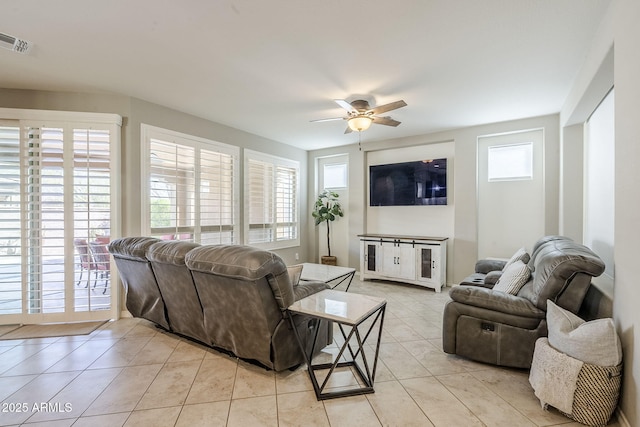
<box><xmin>0</xmin><ymin>278</ymin><xmax>621</xmax><ymax>426</ymax></box>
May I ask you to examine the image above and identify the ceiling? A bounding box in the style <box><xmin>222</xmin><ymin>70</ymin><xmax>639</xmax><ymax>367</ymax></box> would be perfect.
<box><xmin>0</xmin><ymin>0</ymin><xmax>609</xmax><ymax>151</ymax></box>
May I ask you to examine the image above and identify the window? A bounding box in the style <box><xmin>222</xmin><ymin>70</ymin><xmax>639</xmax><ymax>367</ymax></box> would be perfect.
<box><xmin>0</xmin><ymin>109</ymin><xmax>121</xmax><ymax>323</ymax></box>
<box><xmin>245</xmin><ymin>150</ymin><xmax>300</xmax><ymax>249</ymax></box>
<box><xmin>323</xmin><ymin>163</ymin><xmax>348</xmax><ymax>189</ymax></box>
<box><xmin>142</xmin><ymin>125</ymin><xmax>239</xmax><ymax>244</ymax></box>
<box><xmin>487</xmin><ymin>142</ymin><xmax>533</xmax><ymax>181</ymax></box>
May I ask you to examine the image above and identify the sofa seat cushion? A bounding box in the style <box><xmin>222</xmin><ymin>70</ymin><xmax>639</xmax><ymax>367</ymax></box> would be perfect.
<box><xmin>449</xmin><ymin>286</ymin><xmax>545</xmax><ymax>319</ymax></box>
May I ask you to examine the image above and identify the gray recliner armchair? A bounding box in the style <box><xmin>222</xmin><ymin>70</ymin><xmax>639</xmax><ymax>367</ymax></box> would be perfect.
<box><xmin>443</xmin><ymin>236</ymin><xmax>605</xmax><ymax>368</ymax></box>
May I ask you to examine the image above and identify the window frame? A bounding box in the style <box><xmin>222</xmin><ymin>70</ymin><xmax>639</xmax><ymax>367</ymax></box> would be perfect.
<box><xmin>244</xmin><ymin>149</ymin><xmax>300</xmax><ymax>250</ymax></box>
<box><xmin>140</xmin><ymin>124</ymin><xmax>240</xmax><ymax>244</ymax></box>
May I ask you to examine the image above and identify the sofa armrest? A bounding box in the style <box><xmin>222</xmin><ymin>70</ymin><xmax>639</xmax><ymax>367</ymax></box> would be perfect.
<box><xmin>449</xmin><ymin>286</ymin><xmax>545</xmax><ymax>319</ymax></box>
<box><xmin>475</xmin><ymin>259</ymin><xmax>507</xmax><ymax>274</ymax></box>
<box><xmin>484</xmin><ymin>270</ymin><xmax>503</xmax><ymax>287</ymax></box>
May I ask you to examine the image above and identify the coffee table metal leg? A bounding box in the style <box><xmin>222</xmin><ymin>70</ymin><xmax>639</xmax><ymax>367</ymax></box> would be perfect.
<box><xmin>289</xmin><ymin>304</ymin><xmax>386</xmax><ymax>400</ymax></box>
<box><xmin>328</xmin><ymin>270</ymin><xmax>356</xmax><ymax>292</ymax></box>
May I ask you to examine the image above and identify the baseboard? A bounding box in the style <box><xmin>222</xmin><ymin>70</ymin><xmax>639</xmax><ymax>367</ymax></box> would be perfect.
<box><xmin>616</xmin><ymin>407</ymin><xmax>630</xmax><ymax>427</ymax></box>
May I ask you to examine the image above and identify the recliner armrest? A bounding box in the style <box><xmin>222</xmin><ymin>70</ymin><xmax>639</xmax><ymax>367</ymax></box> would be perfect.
<box><xmin>475</xmin><ymin>259</ymin><xmax>507</xmax><ymax>274</ymax></box>
<box><xmin>449</xmin><ymin>286</ymin><xmax>545</xmax><ymax>319</ymax></box>
<box><xmin>292</xmin><ymin>280</ymin><xmax>329</xmax><ymax>302</ymax></box>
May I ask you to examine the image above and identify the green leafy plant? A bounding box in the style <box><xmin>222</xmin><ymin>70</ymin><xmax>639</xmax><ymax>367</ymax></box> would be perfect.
<box><xmin>312</xmin><ymin>190</ymin><xmax>344</xmax><ymax>257</ymax></box>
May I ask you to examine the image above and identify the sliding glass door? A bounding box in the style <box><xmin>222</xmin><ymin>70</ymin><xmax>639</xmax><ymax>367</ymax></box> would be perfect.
<box><xmin>0</xmin><ymin>113</ymin><xmax>121</xmax><ymax>325</ymax></box>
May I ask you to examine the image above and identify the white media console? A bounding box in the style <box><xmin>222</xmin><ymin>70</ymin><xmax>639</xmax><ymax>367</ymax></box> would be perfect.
<box><xmin>358</xmin><ymin>234</ymin><xmax>448</xmax><ymax>292</ymax></box>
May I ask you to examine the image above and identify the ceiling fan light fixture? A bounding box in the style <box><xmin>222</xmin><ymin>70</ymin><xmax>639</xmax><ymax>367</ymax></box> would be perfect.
<box><xmin>348</xmin><ymin>116</ymin><xmax>372</xmax><ymax>132</ymax></box>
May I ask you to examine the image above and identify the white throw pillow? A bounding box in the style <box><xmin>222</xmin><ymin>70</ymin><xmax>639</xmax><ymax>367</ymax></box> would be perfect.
<box><xmin>502</xmin><ymin>247</ymin><xmax>530</xmax><ymax>271</ymax></box>
<box><xmin>493</xmin><ymin>260</ymin><xmax>530</xmax><ymax>295</ymax></box>
<box><xmin>546</xmin><ymin>300</ymin><xmax>622</xmax><ymax>366</ymax></box>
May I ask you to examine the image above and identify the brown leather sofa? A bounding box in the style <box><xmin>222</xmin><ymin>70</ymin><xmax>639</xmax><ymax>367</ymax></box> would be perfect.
<box><xmin>442</xmin><ymin>236</ymin><xmax>605</xmax><ymax>368</ymax></box>
<box><xmin>108</xmin><ymin>237</ymin><xmax>332</xmax><ymax>371</ymax></box>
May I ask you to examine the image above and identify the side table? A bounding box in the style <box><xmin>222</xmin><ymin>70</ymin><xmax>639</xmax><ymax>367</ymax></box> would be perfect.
<box><xmin>300</xmin><ymin>263</ymin><xmax>356</xmax><ymax>292</ymax></box>
<box><xmin>288</xmin><ymin>289</ymin><xmax>386</xmax><ymax>400</ymax></box>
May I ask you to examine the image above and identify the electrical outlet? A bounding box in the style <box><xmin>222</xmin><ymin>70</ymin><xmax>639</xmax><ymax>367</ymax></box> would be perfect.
<box><xmin>295</xmin><ymin>253</ymin><xmax>299</xmax><ymax>260</ymax></box>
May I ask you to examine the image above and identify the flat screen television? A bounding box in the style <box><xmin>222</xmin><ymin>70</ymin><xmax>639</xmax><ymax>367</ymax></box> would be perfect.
<box><xmin>369</xmin><ymin>158</ymin><xmax>447</xmax><ymax>206</ymax></box>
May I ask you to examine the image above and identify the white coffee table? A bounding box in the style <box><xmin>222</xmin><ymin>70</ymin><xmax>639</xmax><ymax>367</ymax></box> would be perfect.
<box><xmin>288</xmin><ymin>289</ymin><xmax>386</xmax><ymax>400</ymax></box>
<box><xmin>300</xmin><ymin>262</ymin><xmax>356</xmax><ymax>291</ymax></box>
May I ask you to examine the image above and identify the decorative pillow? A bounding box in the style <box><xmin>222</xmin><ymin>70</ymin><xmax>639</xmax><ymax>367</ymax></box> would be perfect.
<box><xmin>502</xmin><ymin>247</ymin><xmax>530</xmax><ymax>271</ymax></box>
<box><xmin>287</xmin><ymin>264</ymin><xmax>304</xmax><ymax>287</ymax></box>
<box><xmin>493</xmin><ymin>260</ymin><xmax>530</xmax><ymax>295</ymax></box>
<box><xmin>547</xmin><ymin>300</ymin><xmax>622</xmax><ymax>366</ymax></box>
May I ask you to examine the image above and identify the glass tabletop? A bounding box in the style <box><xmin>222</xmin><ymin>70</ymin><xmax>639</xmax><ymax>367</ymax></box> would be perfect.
<box><xmin>300</xmin><ymin>262</ymin><xmax>355</xmax><ymax>283</ymax></box>
<box><xmin>288</xmin><ymin>289</ymin><xmax>386</xmax><ymax>326</ymax></box>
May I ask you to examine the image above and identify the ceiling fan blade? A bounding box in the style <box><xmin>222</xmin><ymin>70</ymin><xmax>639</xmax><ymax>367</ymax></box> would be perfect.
<box><xmin>344</xmin><ymin>126</ymin><xmax>353</xmax><ymax>134</ymax></box>
<box><xmin>370</xmin><ymin>100</ymin><xmax>407</xmax><ymax>115</ymax></box>
<box><xmin>372</xmin><ymin>116</ymin><xmax>401</xmax><ymax>127</ymax></box>
<box><xmin>335</xmin><ymin>99</ymin><xmax>357</xmax><ymax>113</ymax></box>
<box><xmin>310</xmin><ymin>117</ymin><xmax>345</xmax><ymax>123</ymax></box>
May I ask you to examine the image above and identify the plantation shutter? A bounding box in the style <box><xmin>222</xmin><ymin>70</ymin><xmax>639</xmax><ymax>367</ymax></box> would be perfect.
<box><xmin>0</xmin><ymin>110</ymin><xmax>121</xmax><ymax>324</ymax></box>
<box><xmin>275</xmin><ymin>165</ymin><xmax>297</xmax><ymax>241</ymax></box>
<box><xmin>145</xmin><ymin>126</ymin><xmax>238</xmax><ymax>244</ymax></box>
<box><xmin>245</xmin><ymin>150</ymin><xmax>299</xmax><ymax>248</ymax></box>
<box><xmin>0</xmin><ymin>125</ymin><xmax>22</xmax><ymax>315</ymax></box>
<box><xmin>247</xmin><ymin>158</ymin><xmax>274</xmax><ymax>244</ymax></box>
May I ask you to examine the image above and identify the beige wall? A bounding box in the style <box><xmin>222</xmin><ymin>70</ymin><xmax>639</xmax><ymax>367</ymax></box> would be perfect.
<box><xmin>0</xmin><ymin>88</ymin><xmax>310</xmax><ymax>317</ymax></box>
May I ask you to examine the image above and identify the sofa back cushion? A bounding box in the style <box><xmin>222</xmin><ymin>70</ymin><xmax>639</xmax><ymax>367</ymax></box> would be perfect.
<box><xmin>147</xmin><ymin>240</ymin><xmax>208</xmax><ymax>343</ymax></box>
<box><xmin>108</xmin><ymin>236</ymin><xmax>161</xmax><ymax>261</ymax></box>
<box><xmin>185</xmin><ymin>244</ymin><xmax>294</xmax><ymax>311</ymax></box>
<box><xmin>520</xmin><ymin>238</ymin><xmax>605</xmax><ymax>312</ymax></box>
<box><xmin>107</xmin><ymin>237</ymin><xmax>169</xmax><ymax>329</ymax></box>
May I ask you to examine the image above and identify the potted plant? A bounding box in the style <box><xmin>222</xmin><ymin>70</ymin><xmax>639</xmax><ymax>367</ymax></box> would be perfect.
<box><xmin>312</xmin><ymin>190</ymin><xmax>344</xmax><ymax>265</ymax></box>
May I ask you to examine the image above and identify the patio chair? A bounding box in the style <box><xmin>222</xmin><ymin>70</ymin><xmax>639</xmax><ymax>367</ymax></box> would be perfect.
<box><xmin>73</xmin><ymin>238</ymin><xmax>95</xmax><ymax>288</ymax></box>
<box><xmin>89</xmin><ymin>241</ymin><xmax>111</xmax><ymax>294</ymax></box>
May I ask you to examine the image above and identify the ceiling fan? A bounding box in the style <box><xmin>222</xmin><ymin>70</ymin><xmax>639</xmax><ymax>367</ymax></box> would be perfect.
<box><xmin>311</xmin><ymin>99</ymin><xmax>407</xmax><ymax>134</ymax></box>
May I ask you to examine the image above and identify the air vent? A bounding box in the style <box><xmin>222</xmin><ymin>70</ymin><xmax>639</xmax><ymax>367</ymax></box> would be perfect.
<box><xmin>0</xmin><ymin>32</ymin><xmax>32</xmax><ymax>54</ymax></box>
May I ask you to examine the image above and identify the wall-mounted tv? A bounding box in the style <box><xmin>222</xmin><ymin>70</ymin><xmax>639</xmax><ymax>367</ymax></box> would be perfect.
<box><xmin>369</xmin><ymin>158</ymin><xmax>447</xmax><ymax>206</ymax></box>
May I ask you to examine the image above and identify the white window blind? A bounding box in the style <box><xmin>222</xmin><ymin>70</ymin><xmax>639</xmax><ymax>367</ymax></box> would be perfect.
<box><xmin>0</xmin><ymin>111</ymin><xmax>120</xmax><ymax>323</ymax></box>
<box><xmin>323</xmin><ymin>163</ymin><xmax>348</xmax><ymax>189</ymax></box>
<box><xmin>245</xmin><ymin>150</ymin><xmax>299</xmax><ymax>249</ymax></box>
<box><xmin>487</xmin><ymin>142</ymin><xmax>533</xmax><ymax>181</ymax></box>
<box><xmin>143</xmin><ymin>125</ymin><xmax>239</xmax><ymax>244</ymax></box>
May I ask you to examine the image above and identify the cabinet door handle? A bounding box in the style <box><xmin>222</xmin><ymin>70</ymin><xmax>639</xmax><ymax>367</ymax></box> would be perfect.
<box><xmin>432</xmin><ymin>260</ymin><xmax>435</xmax><ymax>268</ymax></box>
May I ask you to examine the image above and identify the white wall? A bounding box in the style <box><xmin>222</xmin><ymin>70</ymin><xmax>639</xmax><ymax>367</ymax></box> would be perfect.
<box><xmin>366</xmin><ymin>142</ymin><xmax>455</xmax><ymax>238</ymax></box>
<box><xmin>611</xmin><ymin>2</ymin><xmax>640</xmax><ymax>424</ymax></box>
<box><xmin>309</xmin><ymin>113</ymin><xmax>560</xmax><ymax>285</ymax></box>
<box><xmin>584</xmin><ymin>91</ymin><xmax>615</xmax><ymax>282</ymax></box>
<box><xmin>560</xmin><ymin>1</ymin><xmax>640</xmax><ymax>424</ymax></box>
